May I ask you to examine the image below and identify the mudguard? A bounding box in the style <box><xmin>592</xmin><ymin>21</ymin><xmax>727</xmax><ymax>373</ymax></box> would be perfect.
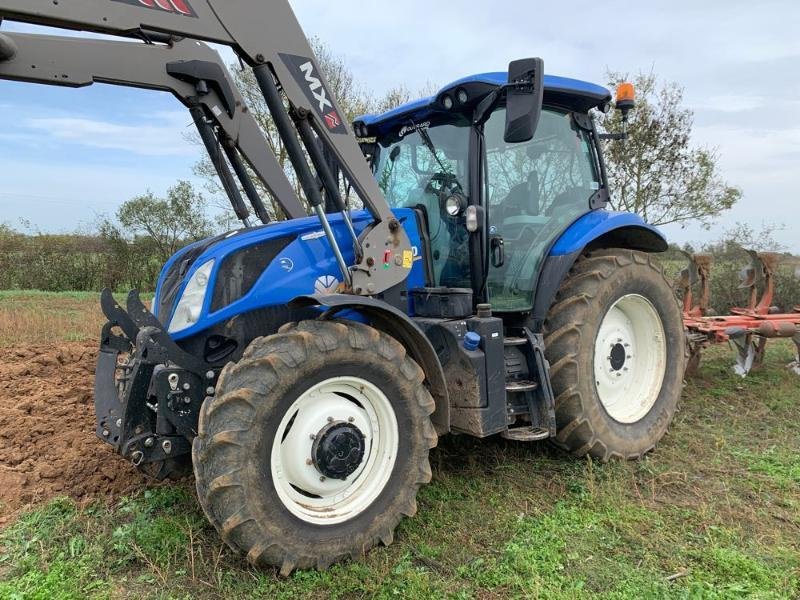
<box><xmin>549</xmin><ymin>210</ymin><xmax>667</xmax><ymax>256</ymax></box>
<box><xmin>530</xmin><ymin>211</ymin><xmax>668</xmax><ymax>331</ymax></box>
<box><xmin>291</xmin><ymin>294</ymin><xmax>450</xmax><ymax>434</ymax></box>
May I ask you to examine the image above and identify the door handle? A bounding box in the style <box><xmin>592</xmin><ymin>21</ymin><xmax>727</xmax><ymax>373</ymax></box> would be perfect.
<box><xmin>490</xmin><ymin>236</ymin><xmax>505</xmax><ymax>268</ymax></box>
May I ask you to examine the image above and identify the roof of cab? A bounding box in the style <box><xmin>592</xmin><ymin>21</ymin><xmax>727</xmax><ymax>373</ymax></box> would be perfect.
<box><xmin>357</xmin><ymin>72</ymin><xmax>611</xmax><ymax>132</ymax></box>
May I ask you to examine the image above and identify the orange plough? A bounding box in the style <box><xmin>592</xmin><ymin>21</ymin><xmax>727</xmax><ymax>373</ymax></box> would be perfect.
<box><xmin>678</xmin><ymin>251</ymin><xmax>800</xmax><ymax>377</ymax></box>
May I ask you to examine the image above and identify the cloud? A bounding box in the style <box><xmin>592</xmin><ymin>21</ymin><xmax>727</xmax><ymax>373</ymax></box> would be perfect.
<box><xmin>22</xmin><ymin>112</ymin><xmax>196</xmax><ymax>157</ymax></box>
<box><xmin>693</xmin><ymin>95</ymin><xmax>766</xmax><ymax>113</ymax></box>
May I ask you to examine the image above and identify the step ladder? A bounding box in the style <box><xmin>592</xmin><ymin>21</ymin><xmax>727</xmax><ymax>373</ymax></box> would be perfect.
<box><xmin>501</xmin><ymin>329</ymin><xmax>557</xmax><ymax>442</ymax></box>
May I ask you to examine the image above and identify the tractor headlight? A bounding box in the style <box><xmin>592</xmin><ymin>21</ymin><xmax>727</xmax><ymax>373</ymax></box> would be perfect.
<box><xmin>445</xmin><ymin>194</ymin><xmax>466</xmax><ymax>217</ymax></box>
<box><xmin>168</xmin><ymin>260</ymin><xmax>214</xmax><ymax>334</ymax></box>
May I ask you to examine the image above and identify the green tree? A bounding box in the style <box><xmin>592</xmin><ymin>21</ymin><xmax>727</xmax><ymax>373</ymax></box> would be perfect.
<box><xmin>598</xmin><ymin>72</ymin><xmax>741</xmax><ymax>228</ymax></box>
<box><xmin>100</xmin><ymin>181</ymin><xmax>215</xmax><ymax>264</ymax></box>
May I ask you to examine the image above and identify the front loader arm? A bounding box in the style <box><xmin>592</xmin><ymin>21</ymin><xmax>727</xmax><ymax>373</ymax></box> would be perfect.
<box><xmin>0</xmin><ymin>0</ymin><xmax>413</xmax><ymax>294</ymax></box>
<box><xmin>0</xmin><ymin>31</ymin><xmax>305</xmax><ymax>221</ymax></box>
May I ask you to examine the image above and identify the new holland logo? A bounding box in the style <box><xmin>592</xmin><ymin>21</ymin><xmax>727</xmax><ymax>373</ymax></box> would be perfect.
<box><xmin>279</xmin><ymin>53</ymin><xmax>347</xmax><ymax>135</ymax></box>
<box><xmin>314</xmin><ymin>275</ymin><xmax>340</xmax><ymax>296</ymax></box>
<box><xmin>111</xmin><ymin>0</ymin><xmax>198</xmax><ymax>17</ymax></box>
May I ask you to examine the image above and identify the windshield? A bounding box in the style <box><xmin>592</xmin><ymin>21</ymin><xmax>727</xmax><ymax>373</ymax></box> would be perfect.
<box><xmin>485</xmin><ymin>107</ymin><xmax>600</xmax><ymax>311</ymax></box>
<box><xmin>374</xmin><ymin>117</ymin><xmax>472</xmax><ymax>287</ymax></box>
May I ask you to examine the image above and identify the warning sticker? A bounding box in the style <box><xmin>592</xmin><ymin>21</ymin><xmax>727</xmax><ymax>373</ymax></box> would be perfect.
<box><xmin>402</xmin><ymin>250</ymin><xmax>413</xmax><ymax>269</ymax></box>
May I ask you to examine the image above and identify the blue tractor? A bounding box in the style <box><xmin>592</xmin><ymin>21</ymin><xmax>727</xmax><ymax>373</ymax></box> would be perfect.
<box><xmin>0</xmin><ymin>0</ymin><xmax>684</xmax><ymax>573</ymax></box>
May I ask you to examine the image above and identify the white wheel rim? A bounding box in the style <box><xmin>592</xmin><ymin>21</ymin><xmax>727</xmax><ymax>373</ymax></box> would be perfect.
<box><xmin>593</xmin><ymin>294</ymin><xmax>667</xmax><ymax>424</ymax></box>
<box><xmin>270</xmin><ymin>376</ymin><xmax>398</xmax><ymax>526</ymax></box>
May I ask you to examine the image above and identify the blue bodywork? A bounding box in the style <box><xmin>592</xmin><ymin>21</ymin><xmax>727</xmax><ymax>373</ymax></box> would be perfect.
<box><xmin>155</xmin><ymin>71</ymin><xmax>664</xmax><ymax>339</ymax></box>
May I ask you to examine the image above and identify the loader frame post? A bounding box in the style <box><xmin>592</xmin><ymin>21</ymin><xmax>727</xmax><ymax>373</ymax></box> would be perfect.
<box><xmin>253</xmin><ymin>63</ymin><xmax>352</xmax><ymax>288</ymax></box>
<box><xmin>189</xmin><ymin>102</ymin><xmax>252</xmax><ymax>227</ymax></box>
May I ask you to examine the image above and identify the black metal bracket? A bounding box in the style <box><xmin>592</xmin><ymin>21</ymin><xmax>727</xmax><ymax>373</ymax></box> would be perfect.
<box><xmin>166</xmin><ymin>59</ymin><xmax>236</xmax><ymax>117</ymax></box>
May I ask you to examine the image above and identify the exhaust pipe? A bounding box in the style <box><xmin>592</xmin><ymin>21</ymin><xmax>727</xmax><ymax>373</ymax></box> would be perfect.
<box><xmin>0</xmin><ymin>33</ymin><xmax>17</xmax><ymax>62</ymax></box>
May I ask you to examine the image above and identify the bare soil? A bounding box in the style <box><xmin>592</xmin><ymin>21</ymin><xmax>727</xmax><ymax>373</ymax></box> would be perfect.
<box><xmin>0</xmin><ymin>342</ymin><xmax>147</xmax><ymax>525</ymax></box>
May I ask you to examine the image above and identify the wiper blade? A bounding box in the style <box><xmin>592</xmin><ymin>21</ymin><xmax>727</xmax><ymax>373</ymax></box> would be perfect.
<box><xmin>413</xmin><ymin>121</ymin><xmax>463</xmax><ymax>192</ymax></box>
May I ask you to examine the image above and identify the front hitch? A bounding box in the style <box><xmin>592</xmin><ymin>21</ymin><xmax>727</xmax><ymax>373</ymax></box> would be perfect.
<box><xmin>94</xmin><ymin>289</ymin><xmax>217</xmax><ymax>476</ymax></box>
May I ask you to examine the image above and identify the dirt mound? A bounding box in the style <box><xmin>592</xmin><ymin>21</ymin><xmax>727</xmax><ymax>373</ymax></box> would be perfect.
<box><xmin>0</xmin><ymin>343</ymin><xmax>149</xmax><ymax>525</ymax></box>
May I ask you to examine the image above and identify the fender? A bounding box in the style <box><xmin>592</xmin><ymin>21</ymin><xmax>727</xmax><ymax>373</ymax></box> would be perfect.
<box><xmin>290</xmin><ymin>294</ymin><xmax>450</xmax><ymax>434</ymax></box>
<box><xmin>530</xmin><ymin>210</ymin><xmax>667</xmax><ymax>331</ymax></box>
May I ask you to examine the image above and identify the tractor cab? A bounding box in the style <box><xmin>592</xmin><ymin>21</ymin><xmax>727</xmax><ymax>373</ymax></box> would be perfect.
<box><xmin>355</xmin><ymin>72</ymin><xmax>614</xmax><ymax>314</ymax></box>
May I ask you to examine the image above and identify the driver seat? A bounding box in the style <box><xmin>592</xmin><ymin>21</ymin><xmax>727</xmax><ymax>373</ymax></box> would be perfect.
<box><xmin>501</xmin><ymin>171</ymin><xmax>540</xmax><ymax>221</ymax></box>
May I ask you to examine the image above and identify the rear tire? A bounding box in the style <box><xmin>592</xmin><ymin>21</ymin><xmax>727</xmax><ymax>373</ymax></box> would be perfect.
<box><xmin>543</xmin><ymin>249</ymin><xmax>685</xmax><ymax>460</ymax></box>
<box><xmin>192</xmin><ymin>320</ymin><xmax>437</xmax><ymax>574</ymax></box>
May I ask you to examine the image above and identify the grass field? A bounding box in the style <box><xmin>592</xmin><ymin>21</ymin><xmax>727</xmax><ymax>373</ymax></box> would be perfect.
<box><xmin>0</xmin><ymin>291</ymin><xmax>152</xmax><ymax>347</ymax></box>
<box><xmin>0</xmin><ymin>292</ymin><xmax>798</xmax><ymax>598</ymax></box>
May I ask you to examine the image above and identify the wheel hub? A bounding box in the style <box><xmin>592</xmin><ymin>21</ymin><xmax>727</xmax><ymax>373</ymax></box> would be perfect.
<box><xmin>609</xmin><ymin>343</ymin><xmax>627</xmax><ymax>371</ymax></box>
<box><xmin>312</xmin><ymin>421</ymin><xmax>366</xmax><ymax>480</ymax></box>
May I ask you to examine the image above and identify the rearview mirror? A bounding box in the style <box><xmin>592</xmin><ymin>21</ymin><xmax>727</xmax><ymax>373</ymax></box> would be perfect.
<box><xmin>504</xmin><ymin>57</ymin><xmax>544</xmax><ymax>144</ymax></box>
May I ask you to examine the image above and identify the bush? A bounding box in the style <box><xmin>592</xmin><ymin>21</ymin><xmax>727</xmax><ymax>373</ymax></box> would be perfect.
<box><xmin>0</xmin><ymin>231</ymin><xmax>165</xmax><ymax>293</ymax></box>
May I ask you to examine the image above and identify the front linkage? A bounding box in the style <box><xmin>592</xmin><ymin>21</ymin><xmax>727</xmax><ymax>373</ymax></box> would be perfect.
<box><xmin>95</xmin><ymin>290</ymin><xmax>216</xmax><ymax>479</ymax></box>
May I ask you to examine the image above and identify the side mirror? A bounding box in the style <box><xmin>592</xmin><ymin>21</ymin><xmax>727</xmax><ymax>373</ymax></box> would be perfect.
<box><xmin>504</xmin><ymin>57</ymin><xmax>544</xmax><ymax>144</ymax></box>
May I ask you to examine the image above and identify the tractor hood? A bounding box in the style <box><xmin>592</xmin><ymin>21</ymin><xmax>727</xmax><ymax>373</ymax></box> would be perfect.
<box><xmin>152</xmin><ymin>209</ymin><xmax>427</xmax><ymax>341</ymax></box>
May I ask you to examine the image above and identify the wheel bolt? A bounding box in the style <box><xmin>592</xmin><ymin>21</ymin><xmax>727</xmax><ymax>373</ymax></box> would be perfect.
<box><xmin>306</xmin><ymin>458</ymin><xmax>313</xmax><ymax>466</ymax></box>
<box><xmin>319</xmin><ymin>476</ymin><xmax>326</xmax><ymax>482</ymax></box>
<box><xmin>348</xmin><ymin>417</ymin><xmax>355</xmax><ymax>423</ymax></box>
<box><xmin>327</xmin><ymin>417</ymin><xmax>334</xmax><ymax>423</ymax></box>
<box><xmin>309</xmin><ymin>434</ymin><xmax>316</xmax><ymax>440</ymax></box>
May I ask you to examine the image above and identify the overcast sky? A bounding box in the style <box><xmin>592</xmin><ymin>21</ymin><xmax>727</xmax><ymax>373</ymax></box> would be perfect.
<box><xmin>1</xmin><ymin>0</ymin><xmax>798</xmax><ymax>250</ymax></box>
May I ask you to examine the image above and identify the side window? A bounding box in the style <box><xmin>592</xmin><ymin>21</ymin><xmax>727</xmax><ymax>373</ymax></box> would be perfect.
<box><xmin>485</xmin><ymin>108</ymin><xmax>599</xmax><ymax>312</ymax></box>
<box><xmin>377</xmin><ymin>144</ymin><xmax>418</xmax><ymax>208</ymax></box>
<box><xmin>485</xmin><ymin>110</ymin><xmax>599</xmax><ymax>218</ymax></box>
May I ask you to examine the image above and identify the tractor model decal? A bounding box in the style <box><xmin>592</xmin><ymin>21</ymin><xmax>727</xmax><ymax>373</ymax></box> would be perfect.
<box><xmin>111</xmin><ymin>0</ymin><xmax>197</xmax><ymax>18</ymax></box>
<box><xmin>279</xmin><ymin>53</ymin><xmax>347</xmax><ymax>134</ymax></box>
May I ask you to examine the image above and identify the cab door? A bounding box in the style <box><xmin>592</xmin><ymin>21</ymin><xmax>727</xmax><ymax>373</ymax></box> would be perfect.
<box><xmin>482</xmin><ymin>107</ymin><xmax>602</xmax><ymax>313</ymax></box>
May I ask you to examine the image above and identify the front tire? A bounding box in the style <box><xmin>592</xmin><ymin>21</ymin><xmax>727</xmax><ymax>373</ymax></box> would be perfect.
<box><xmin>543</xmin><ymin>249</ymin><xmax>685</xmax><ymax>460</ymax></box>
<box><xmin>193</xmin><ymin>320</ymin><xmax>437</xmax><ymax>574</ymax></box>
